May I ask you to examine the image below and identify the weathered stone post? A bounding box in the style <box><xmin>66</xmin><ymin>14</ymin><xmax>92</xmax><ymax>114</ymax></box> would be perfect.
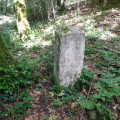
<box><xmin>54</xmin><ymin>26</ymin><xmax>85</xmax><ymax>87</ymax></box>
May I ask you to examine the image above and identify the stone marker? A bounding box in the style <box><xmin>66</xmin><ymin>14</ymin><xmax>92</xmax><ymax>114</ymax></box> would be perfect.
<box><xmin>54</xmin><ymin>26</ymin><xmax>85</xmax><ymax>87</ymax></box>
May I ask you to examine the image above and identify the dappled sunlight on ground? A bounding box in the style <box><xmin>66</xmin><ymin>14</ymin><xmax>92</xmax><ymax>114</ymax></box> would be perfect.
<box><xmin>100</xmin><ymin>31</ymin><xmax>117</xmax><ymax>40</ymax></box>
<box><xmin>23</xmin><ymin>39</ymin><xmax>52</xmax><ymax>49</ymax></box>
<box><xmin>1</xmin><ymin>3</ymin><xmax>120</xmax><ymax>120</ymax></box>
<box><xmin>0</xmin><ymin>15</ymin><xmax>16</xmax><ymax>29</ymax></box>
<box><xmin>43</xmin><ymin>25</ymin><xmax>54</xmax><ymax>35</ymax></box>
<box><xmin>56</xmin><ymin>5</ymin><xmax>120</xmax><ymax>41</ymax></box>
<box><xmin>22</xmin><ymin>24</ymin><xmax>54</xmax><ymax>49</ymax></box>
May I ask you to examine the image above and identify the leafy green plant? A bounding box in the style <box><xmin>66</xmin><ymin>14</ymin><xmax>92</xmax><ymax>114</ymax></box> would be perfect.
<box><xmin>14</xmin><ymin>96</ymin><xmax>32</xmax><ymax>119</ymax></box>
<box><xmin>59</xmin><ymin>87</ymin><xmax>78</xmax><ymax>102</ymax></box>
<box><xmin>77</xmin><ymin>70</ymin><xmax>120</xmax><ymax>119</ymax></box>
<box><xmin>15</xmin><ymin>96</ymin><xmax>32</xmax><ymax>113</ymax></box>
<box><xmin>0</xmin><ymin>110</ymin><xmax>5</xmax><ymax>118</ymax></box>
<box><xmin>75</xmin><ymin>68</ymin><xmax>94</xmax><ymax>90</ymax></box>
<box><xmin>48</xmin><ymin>115</ymin><xmax>57</xmax><ymax>120</ymax></box>
<box><xmin>77</xmin><ymin>96</ymin><xmax>95</xmax><ymax>110</ymax></box>
<box><xmin>94</xmin><ymin>77</ymin><xmax>120</xmax><ymax>101</ymax></box>
<box><xmin>52</xmin><ymin>98</ymin><xmax>62</xmax><ymax>108</ymax></box>
<box><xmin>49</xmin><ymin>92</ymin><xmax>55</xmax><ymax>98</ymax></box>
<box><xmin>0</xmin><ymin>62</ymin><xmax>33</xmax><ymax>101</ymax></box>
<box><xmin>40</xmin><ymin>45</ymin><xmax>54</xmax><ymax>75</ymax></box>
<box><xmin>96</xmin><ymin>103</ymin><xmax>115</xmax><ymax>120</ymax></box>
<box><xmin>68</xmin><ymin>109</ymin><xmax>74</xmax><ymax>120</ymax></box>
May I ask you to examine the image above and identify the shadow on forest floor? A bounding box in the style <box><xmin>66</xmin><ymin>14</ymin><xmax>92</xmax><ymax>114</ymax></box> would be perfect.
<box><xmin>1</xmin><ymin>2</ymin><xmax>120</xmax><ymax>120</ymax></box>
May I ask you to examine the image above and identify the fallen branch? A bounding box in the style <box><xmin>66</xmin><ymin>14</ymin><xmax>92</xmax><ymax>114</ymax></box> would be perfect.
<box><xmin>109</xmin><ymin>29</ymin><xmax>120</xmax><ymax>32</ymax></box>
<box><xmin>103</xmin><ymin>47</ymin><xmax>120</xmax><ymax>55</ymax></box>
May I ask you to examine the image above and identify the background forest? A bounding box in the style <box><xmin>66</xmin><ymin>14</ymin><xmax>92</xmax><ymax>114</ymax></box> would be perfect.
<box><xmin>0</xmin><ymin>0</ymin><xmax>120</xmax><ymax>120</ymax></box>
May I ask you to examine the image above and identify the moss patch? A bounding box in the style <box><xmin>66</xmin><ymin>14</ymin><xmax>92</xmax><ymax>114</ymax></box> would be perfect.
<box><xmin>0</xmin><ymin>33</ymin><xmax>14</xmax><ymax>68</ymax></box>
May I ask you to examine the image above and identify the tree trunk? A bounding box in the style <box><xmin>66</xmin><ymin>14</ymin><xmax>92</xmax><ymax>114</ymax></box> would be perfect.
<box><xmin>0</xmin><ymin>33</ymin><xmax>14</xmax><ymax>68</ymax></box>
<box><xmin>98</xmin><ymin>0</ymin><xmax>103</xmax><ymax>6</ymax></box>
<box><xmin>14</xmin><ymin>0</ymin><xmax>32</xmax><ymax>41</ymax></box>
<box><xmin>103</xmin><ymin>0</ymin><xmax>107</xmax><ymax>7</ymax></box>
<box><xmin>58</xmin><ymin>0</ymin><xmax>66</xmax><ymax>13</ymax></box>
<box><xmin>57</xmin><ymin>0</ymin><xmax>61</xmax><ymax>7</ymax></box>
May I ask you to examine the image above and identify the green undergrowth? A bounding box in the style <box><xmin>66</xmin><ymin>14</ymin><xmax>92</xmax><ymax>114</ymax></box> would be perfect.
<box><xmin>0</xmin><ymin>30</ymin><xmax>41</xmax><ymax>119</ymax></box>
<box><xmin>0</xmin><ymin>57</ymin><xmax>40</xmax><ymax>119</ymax></box>
<box><xmin>49</xmin><ymin>68</ymin><xmax>94</xmax><ymax>107</ymax></box>
<box><xmin>76</xmin><ymin>30</ymin><xmax>120</xmax><ymax>119</ymax></box>
<box><xmin>77</xmin><ymin>70</ymin><xmax>120</xmax><ymax>119</ymax></box>
<box><xmin>1</xmin><ymin>5</ymin><xmax>120</xmax><ymax>119</ymax></box>
<box><xmin>0</xmin><ymin>20</ymin><xmax>54</xmax><ymax>119</ymax></box>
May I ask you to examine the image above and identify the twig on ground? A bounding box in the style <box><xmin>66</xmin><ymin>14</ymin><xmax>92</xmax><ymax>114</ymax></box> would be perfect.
<box><xmin>109</xmin><ymin>29</ymin><xmax>120</xmax><ymax>32</ymax></box>
<box><xmin>103</xmin><ymin>47</ymin><xmax>120</xmax><ymax>55</ymax></box>
<box><xmin>79</xmin><ymin>82</ymin><xmax>93</xmax><ymax>120</ymax></box>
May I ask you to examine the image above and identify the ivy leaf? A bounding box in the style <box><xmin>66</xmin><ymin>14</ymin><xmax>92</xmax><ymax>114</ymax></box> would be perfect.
<box><xmin>92</xmin><ymin>94</ymin><xmax>101</xmax><ymax>99</ymax></box>
<box><xmin>95</xmin><ymin>83</ymin><xmax>101</xmax><ymax>88</ymax></box>
<box><xmin>0</xmin><ymin>67</ymin><xmax>3</xmax><ymax>70</ymax></box>
<box><xmin>23</xmin><ymin>96</ymin><xmax>32</xmax><ymax>103</ymax></box>
<box><xmin>77</xmin><ymin>98</ymin><xmax>95</xmax><ymax>109</ymax></box>
<box><xmin>35</xmin><ymin>72</ymin><xmax>40</xmax><ymax>77</ymax></box>
<box><xmin>14</xmin><ymin>102</ymin><xmax>23</xmax><ymax>110</ymax></box>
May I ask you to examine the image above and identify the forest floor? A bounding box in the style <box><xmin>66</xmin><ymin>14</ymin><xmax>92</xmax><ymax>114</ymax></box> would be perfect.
<box><xmin>23</xmin><ymin>4</ymin><xmax>120</xmax><ymax>120</ymax></box>
<box><xmin>0</xmin><ymin>3</ymin><xmax>120</xmax><ymax>120</ymax></box>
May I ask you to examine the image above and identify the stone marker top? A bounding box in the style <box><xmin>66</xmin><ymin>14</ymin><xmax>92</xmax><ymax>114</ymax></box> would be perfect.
<box><xmin>64</xmin><ymin>26</ymin><xmax>85</xmax><ymax>35</ymax></box>
<box><xmin>56</xmin><ymin>26</ymin><xmax>85</xmax><ymax>36</ymax></box>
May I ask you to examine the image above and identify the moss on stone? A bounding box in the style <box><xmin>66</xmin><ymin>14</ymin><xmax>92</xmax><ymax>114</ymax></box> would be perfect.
<box><xmin>0</xmin><ymin>33</ymin><xmax>14</xmax><ymax>68</ymax></box>
<box><xmin>54</xmin><ymin>26</ymin><xmax>70</xmax><ymax>89</ymax></box>
<box><xmin>58</xmin><ymin>26</ymin><xmax>69</xmax><ymax>36</ymax></box>
<box><xmin>51</xmin><ymin>74</ymin><xmax>63</xmax><ymax>93</ymax></box>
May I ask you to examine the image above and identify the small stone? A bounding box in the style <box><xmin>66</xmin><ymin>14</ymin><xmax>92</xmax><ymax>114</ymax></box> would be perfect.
<box><xmin>71</xmin><ymin>101</ymin><xmax>79</xmax><ymax>110</ymax></box>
